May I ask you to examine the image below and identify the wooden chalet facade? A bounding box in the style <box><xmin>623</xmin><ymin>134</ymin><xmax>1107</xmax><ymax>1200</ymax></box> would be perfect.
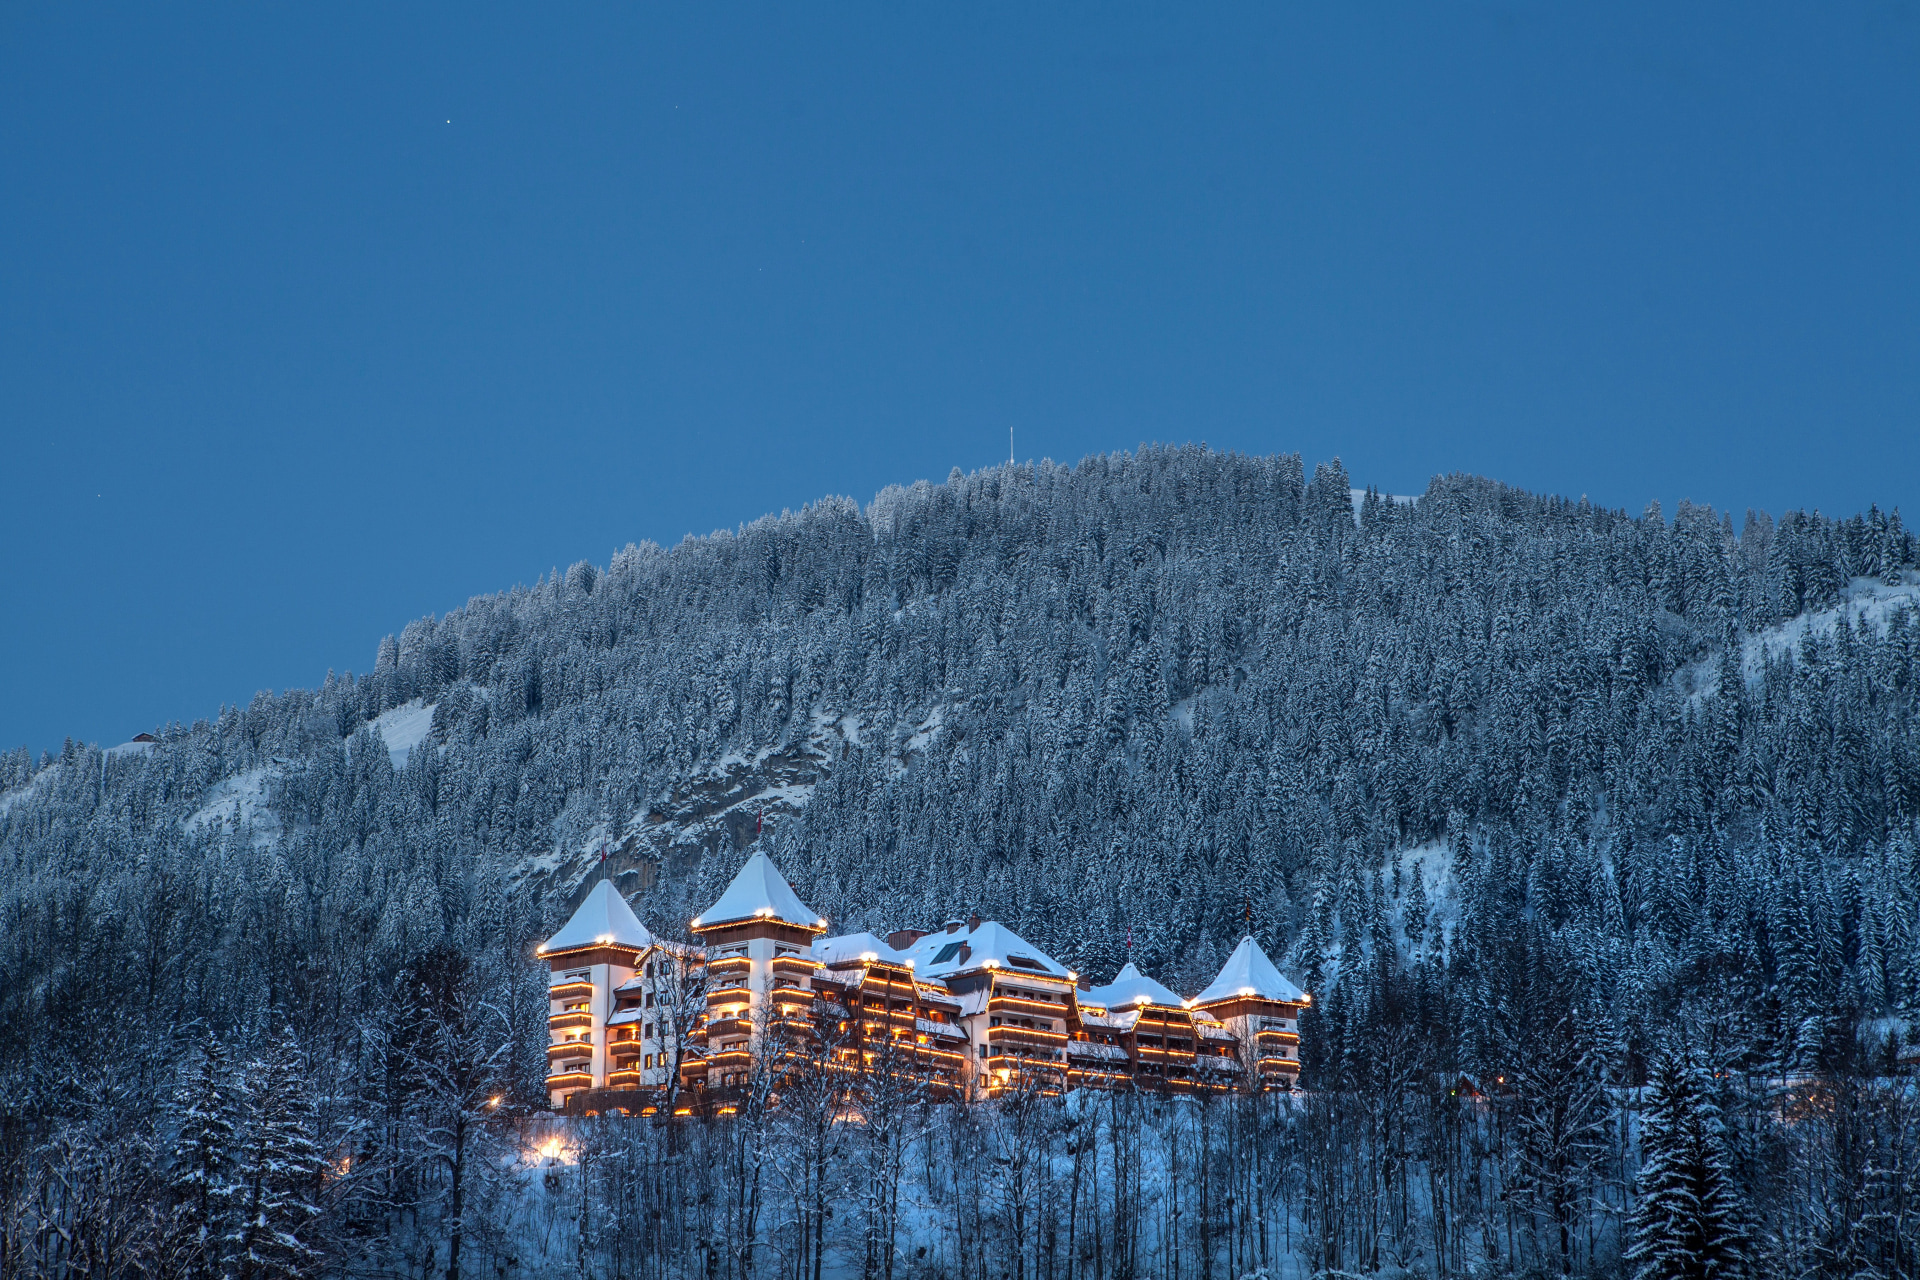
<box><xmin>542</xmin><ymin>853</ymin><xmax>1309</xmax><ymax>1112</ymax></box>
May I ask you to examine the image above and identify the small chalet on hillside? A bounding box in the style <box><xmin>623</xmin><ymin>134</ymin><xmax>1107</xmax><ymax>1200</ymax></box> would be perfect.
<box><xmin>540</xmin><ymin>852</ymin><xmax>1309</xmax><ymax>1113</ymax></box>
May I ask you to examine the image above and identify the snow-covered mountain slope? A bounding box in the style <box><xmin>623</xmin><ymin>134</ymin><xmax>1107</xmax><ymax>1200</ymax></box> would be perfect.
<box><xmin>1738</xmin><ymin>573</ymin><xmax>1920</xmax><ymax>676</ymax></box>
<box><xmin>4</xmin><ymin>450</ymin><xmax>1915</xmax><ymax>1009</ymax></box>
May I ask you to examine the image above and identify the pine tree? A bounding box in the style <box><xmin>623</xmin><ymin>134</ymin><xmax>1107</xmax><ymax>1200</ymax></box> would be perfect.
<box><xmin>166</xmin><ymin>1037</ymin><xmax>247</xmax><ymax>1280</ymax></box>
<box><xmin>1626</xmin><ymin>1049</ymin><xmax>1751</xmax><ymax>1280</ymax></box>
<box><xmin>231</xmin><ymin>1027</ymin><xmax>328</xmax><ymax>1280</ymax></box>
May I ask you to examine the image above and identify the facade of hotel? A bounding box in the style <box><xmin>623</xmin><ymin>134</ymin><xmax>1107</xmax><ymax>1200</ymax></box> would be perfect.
<box><xmin>540</xmin><ymin>852</ymin><xmax>1309</xmax><ymax>1112</ymax></box>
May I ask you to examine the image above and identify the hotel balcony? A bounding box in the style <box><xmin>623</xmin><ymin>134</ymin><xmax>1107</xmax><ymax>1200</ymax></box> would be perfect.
<box><xmin>987</xmin><ymin>993</ymin><xmax>1070</xmax><ymax>1018</ymax></box>
<box><xmin>549</xmin><ymin>979</ymin><xmax>595</xmax><ymax>1001</ymax></box>
<box><xmin>770</xmin><ymin>955</ymin><xmax>817</xmax><ymax>978</ymax></box>
<box><xmin>548</xmin><ymin>1010</ymin><xmax>593</xmax><ymax>1031</ymax></box>
<box><xmin>1069</xmin><ymin>1066</ymin><xmax>1131</xmax><ymax>1089</ymax></box>
<box><xmin>548</xmin><ymin>1039</ymin><xmax>594</xmax><ymax>1060</ymax></box>
<box><xmin>606</xmin><ymin>1069</ymin><xmax>641</xmax><ymax>1089</ymax></box>
<box><xmin>1134</xmin><ymin>1043</ymin><xmax>1198</xmax><ymax>1063</ymax></box>
<box><xmin>706</xmin><ymin>1014</ymin><xmax>752</xmax><ymax>1040</ymax></box>
<box><xmin>987</xmin><ymin>1024</ymin><xmax>1068</xmax><ymax>1049</ymax></box>
<box><xmin>546</xmin><ymin>1068</ymin><xmax>592</xmax><ymax>1088</ymax></box>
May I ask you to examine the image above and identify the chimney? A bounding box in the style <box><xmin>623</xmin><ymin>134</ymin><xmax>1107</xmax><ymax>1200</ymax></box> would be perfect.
<box><xmin>943</xmin><ymin>919</ymin><xmax>965</xmax><ymax>935</ymax></box>
<box><xmin>967</xmin><ymin>912</ymin><xmax>981</xmax><ymax>933</ymax></box>
<box><xmin>1076</xmin><ymin>975</ymin><xmax>1090</xmax><ymax>992</ymax></box>
<box><xmin>957</xmin><ymin>944</ymin><xmax>972</xmax><ymax>965</ymax></box>
<box><xmin>886</xmin><ymin>929</ymin><xmax>928</xmax><ymax>951</ymax></box>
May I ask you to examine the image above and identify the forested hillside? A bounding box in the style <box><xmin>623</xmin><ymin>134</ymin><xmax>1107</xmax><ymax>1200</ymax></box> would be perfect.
<box><xmin>5</xmin><ymin>446</ymin><xmax>1919</xmax><ymax>1277</ymax></box>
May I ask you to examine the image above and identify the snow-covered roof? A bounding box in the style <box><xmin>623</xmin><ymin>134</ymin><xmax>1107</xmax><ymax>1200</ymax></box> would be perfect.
<box><xmin>899</xmin><ymin>921</ymin><xmax>1072</xmax><ymax>981</ymax></box>
<box><xmin>693</xmin><ymin>852</ymin><xmax>826</xmax><ymax>931</ymax></box>
<box><xmin>1078</xmin><ymin>1008</ymin><xmax>1141</xmax><ymax>1033</ymax></box>
<box><xmin>607</xmin><ymin>1008</ymin><xmax>645</xmax><ymax>1026</ymax></box>
<box><xmin>812</xmin><ymin>932</ymin><xmax>910</xmax><ymax>968</ymax></box>
<box><xmin>1084</xmin><ymin>963</ymin><xmax>1186</xmax><ymax>1010</ymax></box>
<box><xmin>1067</xmin><ymin>1041</ymin><xmax>1131</xmax><ymax>1062</ymax></box>
<box><xmin>1192</xmin><ymin>936</ymin><xmax>1307</xmax><ymax>1006</ymax></box>
<box><xmin>543</xmin><ymin>880</ymin><xmax>654</xmax><ymax>954</ymax></box>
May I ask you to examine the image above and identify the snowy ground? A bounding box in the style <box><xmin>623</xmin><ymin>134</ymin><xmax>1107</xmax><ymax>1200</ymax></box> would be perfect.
<box><xmin>0</xmin><ymin>766</ymin><xmax>55</xmax><ymax>818</ymax></box>
<box><xmin>1738</xmin><ymin>573</ymin><xmax>1920</xmax><ymax>678</ymax></box>
<box><xmin>183</xmin><ymin>766</ymin><xmax>284</xmax><ymax>847</ymax></box>
<box><xmin>360</xmin><ymin>698</ymin><xmax>437</xmax><ymax>767</ymax></box>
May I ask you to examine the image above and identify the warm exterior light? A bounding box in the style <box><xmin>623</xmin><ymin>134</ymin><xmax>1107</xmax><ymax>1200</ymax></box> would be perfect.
<box><xmin>691</xmin><ymin>917</ymin><xmax>702</xmax><ymax>927</ymax></box>
<box><xmin>486</xmin><ymin>1095</ymin><xmax>503</xmax><ymax>1109</ymax></box>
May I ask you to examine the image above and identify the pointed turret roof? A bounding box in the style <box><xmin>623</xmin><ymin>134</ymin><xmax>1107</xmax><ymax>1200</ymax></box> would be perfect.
<box><xmin>542</xmin><ymin>880</ymin><xmax>654</xmax><ymax>954</ymax></box>
<box><xmin>694</xmin><ymin>852</ymin><xmax>825</xmax><ymax>931</ymax></box>
<box><xmin>1193</xmin><ymin>936</ymin><xmax>1306</xmax><ymax>1006</ymax></box>
<box><xmin>1084</xmin><ymin>962</ymin><xmax>1185</xmax><ymax>1010</ymax></box>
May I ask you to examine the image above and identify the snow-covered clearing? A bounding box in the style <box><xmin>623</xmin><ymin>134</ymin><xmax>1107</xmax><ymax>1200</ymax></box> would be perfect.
<box><xmin>1738</xmin><ymin>573</ymin><xmax>1920</xmax><ymax>678</ymax></box>
<box><xmin>0</xmin><ymin>767</ymin><xmax>55</xmax><ymax>818</ymax></box>
<box><xmin>367</xmin><ymin>698</ymin><xmax>436</xmax><ymax>767</ymax></box>
<box><xmin>183</xmin><ymin>766</ymin><xmax>283</xmax><ymax>846</ymax></box>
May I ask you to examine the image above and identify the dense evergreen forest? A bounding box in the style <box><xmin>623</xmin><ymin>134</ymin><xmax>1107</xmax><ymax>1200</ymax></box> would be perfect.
<box><xmin>4</xmin><ymin>446</ymin><xmax>1919</xmax><ymax>1277</ymax></box>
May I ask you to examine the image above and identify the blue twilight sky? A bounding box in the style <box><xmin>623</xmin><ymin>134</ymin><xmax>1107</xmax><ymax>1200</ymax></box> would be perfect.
<box><xmin>2</xmin><ymin>6</ymin><xmax>1917</xmax><ymax>754</ymax></box>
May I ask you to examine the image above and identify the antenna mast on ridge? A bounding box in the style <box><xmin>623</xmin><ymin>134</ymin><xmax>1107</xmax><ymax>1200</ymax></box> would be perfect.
<box><xmin>1009</xmin><ymin>426</ymin><xmax>1014</xmax><ymax>466</ymax></box>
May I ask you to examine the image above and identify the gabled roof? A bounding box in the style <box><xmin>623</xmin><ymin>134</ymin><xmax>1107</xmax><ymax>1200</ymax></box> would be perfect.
<box><xmin>543</xmin><ymin>880</ymin><xmax>654</xmax><ymax>954</ymax></box>
<box><xmin>1084</xmin><ymin>963</ymin><xmax>1185</xmax><ymax>1010</ymax></box>
<box><xmin>693</xmin><ymin>852</ymin><xmax>825</xmax><ymax>931</ymax></box>
<box><xmin>812</xmin><ymin>932</ymin><xmax>910</xmax><ymax>968</ymax></box>
<box><xmin>1193</xmin><ymin>935</ymin><xmax>1307</xmax><ymax>1006</ymax></box>
<box><xmin>899</xmin><ymin>920</ymin><xmax>1072</xmax><ymax>981</ymax></box>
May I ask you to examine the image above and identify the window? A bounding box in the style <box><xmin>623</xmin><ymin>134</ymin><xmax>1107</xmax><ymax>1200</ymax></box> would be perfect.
<box><xmin>1008</xmin><ymin>955</ymin><xmax>1046</xmax><ymax>971</ymax></box>
<box><xmin>932</xmin><ymin>941</ymin><xmax>965</xmax><ymax>964</ymax></box>
<box><xmin>644</xmin><ymin>1054</ymin><xmax>653</xmax><ymax>1068</ymax></box>
<box><xmin>566</xmin><ymin>971</ymin><xmax>589</xmax><ymax>983</ymax></box>
<box><xmin>645</xmin><ymin>993</ymin><xmax>654</xmax><ymax>1008</ymax></box>
<box><xmin>978</xmin><ymin>1045</ymin><xmax>988</xmax><ymax>1059</ymax></box>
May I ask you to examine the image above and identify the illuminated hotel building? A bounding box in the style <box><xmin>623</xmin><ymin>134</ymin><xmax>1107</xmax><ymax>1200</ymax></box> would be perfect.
<box><xmin>541</xmin><ymin>852</ymin><xmax>1308</xmax><ymax>1111</ymax></box>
